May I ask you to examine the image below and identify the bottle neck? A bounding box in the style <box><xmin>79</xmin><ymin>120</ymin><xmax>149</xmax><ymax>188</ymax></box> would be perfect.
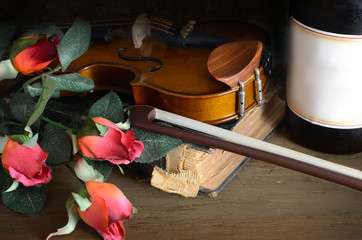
<box><xmin>290</xmin><ymin>0</ymin><xmax>362</xmax><ymax>35</ymax></box>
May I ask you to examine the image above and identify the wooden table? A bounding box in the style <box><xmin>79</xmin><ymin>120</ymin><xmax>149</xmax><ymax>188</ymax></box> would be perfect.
<box><xmin>1</xmin><ymin>124</ymin><xmax>361</xmax><ymax>240</ymax></box>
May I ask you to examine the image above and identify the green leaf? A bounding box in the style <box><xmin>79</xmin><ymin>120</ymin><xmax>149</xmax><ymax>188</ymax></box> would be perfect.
<box><xmin>2</xmin><ymin>182</ymin><xmax>47</xmax><ymax>214</ymax></box>
<box><xmin>72</xmin><ymin>192</ymin><xmax>91</xmax><ymax>212</ymax></box>
<box><xmin>45</xmin><ymin>197</ymin><xmax>80</xmax><ymax>240</ymax></box>
<box><xmin>0</xmin><ymin>136</ymin><xmax>9</xmax><ymax>154</ymax></box>
<box><xmin>69</xmin><ymin>115</ymin><xmax>84</xmax><ymax>132</ymax></box>
<box><xmin>88</xmin><ymin>92</ymin><xmax>124</xmax><ymax>123</ymax></box>
<box><xmin>39</xmin><ymin>123</ymin><xmax>72</xmax><ymax>165</ymax></box>
<box><xmin>27</xmin><ymin>73</ymin><xmax>94</xmax><ymax>97</ymax></box>
<box><xmin>0</xmin><ymin>98</ymin><xmax>11</xmax><ymax>119</ymax></box>
<box><xmin>9</xmin><ymin>134</ymin><xmax>30</xmax><ymax>145</ymax></box>
<box><xmin>84</xmin><ymin>157</ymin><xmax>113</xmax><ymax>180</ymax></box>
<box><xmin>131</xmin><ymin>125</ymin><xmax>182</xmax><ymax>163</ymax></box>
<box><xmin>76</xmin><ymin>118</ymin><xmax>101</xmax><ymax>138</ymax></box>
<box><xmin>4</xmin><ymin>179</ymin><xmax>19</xmax><ymax>193</ymax></box>
<box><xmin>58</xmin><ymin>17</ymin><xmax>91</xmax><ymax>71</ymax></box>
<box><xmin>74</xmin><ymin>157</ymin><xmax>104</xmax><ymax>182</ymax></box>
<box><xmin>7</xmin><ymin>93</ymin><xmax>40</xmax><ymax>134</ymax></box>
<box><xmin>49</xmin><ymin>73</ymin><xmax>94</xmax><ymax>92</ymax></box>
<box><xmin>24</xmin><ymin>126</ymin><xmax>33</xmax><ymax>137</ymax></box>
<box><xmin>27</xmin><ymin>74</ymin><xmax>56</xmax><ymax>126</ymax></box>
<box><xmin>22</xmin><ymin>133</ymin><xmax>38</xmax><ymax>148</ymax></box>
<box><xmin>9</xmin><ymin>93</ymin><xmax>35</xmax><ymax>123</ymax></box>
<box><xmin>95</xmin><ymin>123</ymin><xmax>109</xmax><ymax>137</ymax></box>
<box><xmin>0</xmin><ymin>99</ymin><xmax>13</xmax><ymax>135</ymax></box>
<box><xmin>0</xmin><ymin>22</ymin><xmax>15</xmax><ymax>59</ymax></box>
<box><xmin>117</xmin><ymin>165</ymin><xmax>124</xmax><ymax>175</ymax></box>
<box><xmin>26</xmin><ymin>82</ymin><xmax>42</xmax><ymax>97</ymax></box>
<box><xmin>133</xmin><ymin>207</ymin><xmax>139</xmax><ymax>215</ymax></box>
<box><xmin>0</xmin><ymin>166</ymin><xmax>12</xmax><ymax>187</ymax></box>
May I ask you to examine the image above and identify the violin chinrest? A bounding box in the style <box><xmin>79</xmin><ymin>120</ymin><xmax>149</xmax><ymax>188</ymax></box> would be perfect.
<box><xmin>207</xmin><ymin>40</ymin><xmax>262</xmax><ymax>88</ymax></box>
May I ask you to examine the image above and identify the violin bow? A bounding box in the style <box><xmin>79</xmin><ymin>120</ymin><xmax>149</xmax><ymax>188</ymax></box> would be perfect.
<box><xmin>127</xmin><ymin>105</ymin><xmax>362</xmax><ymax>191</ymax></box>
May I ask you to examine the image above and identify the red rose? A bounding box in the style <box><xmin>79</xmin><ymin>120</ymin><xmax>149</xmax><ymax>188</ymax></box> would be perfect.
<box><xmin>78</xmin><ymin>181</ymin><xmax>133</xmax><ymax>240</ymax></box>
<box><xmin>1</xmin><ymin>138</ymin><xmax>52</xmax><ymax>186</ymax></box>
<box><xmin>77</xmin><ymin>117</ymin><xmax>144</xmax><ymax>165</ymax></box>
<box><xmin>11</xmin><ymin>34</ymin><xmax>60</xmax><ymax>74</ymax></box>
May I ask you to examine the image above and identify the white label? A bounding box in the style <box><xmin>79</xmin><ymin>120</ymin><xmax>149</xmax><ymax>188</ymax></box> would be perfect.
<box><xmin>287</xmin><ymin>17</ymin><xmax>362</xmax><ymax>129</ymax></box>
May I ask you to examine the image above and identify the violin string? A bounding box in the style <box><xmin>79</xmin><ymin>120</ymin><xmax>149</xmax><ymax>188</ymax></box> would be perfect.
<box><xmin>147</xmin><ymin>16</ymin><xmax>179</xmax><ymax>35</ymax></box>
<box><xmin>149</xmin><ymin>26</ymin><xmax>172</xmax><ymax>34</ymax></box>
<box><xmin>150</xmin><ymin>16</ymin><xmax>175</xmax><ymax>25</ymax></box>
<box><xmin>147</xmin><ymin>19</ymin><xmax>172</xmax><ymax>29</ymax></box>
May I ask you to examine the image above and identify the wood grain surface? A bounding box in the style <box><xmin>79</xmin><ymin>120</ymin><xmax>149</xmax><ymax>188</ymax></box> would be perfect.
<box><xmin>1</xmin><ymin>124</ymin><xmax>361</xmax><ymax>240</ymax></box>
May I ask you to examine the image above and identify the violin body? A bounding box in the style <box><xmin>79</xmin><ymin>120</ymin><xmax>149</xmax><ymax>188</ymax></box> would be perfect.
<box><xmin>69</xmin><ymin>21</ymin><xmax>271</xmax><ymax>124</ymax></box>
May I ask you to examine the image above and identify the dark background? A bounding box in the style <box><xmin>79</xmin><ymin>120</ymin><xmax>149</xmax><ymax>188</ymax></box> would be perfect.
<box><xmin>0</xmin><ymin>0</ymin><xmax>290</xmax><ymax>64</ymax></box>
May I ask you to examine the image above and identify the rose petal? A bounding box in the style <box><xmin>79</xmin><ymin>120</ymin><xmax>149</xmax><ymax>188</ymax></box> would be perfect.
<box><xmin>12</xmin><ymin>35</ymin><xmax>59</xmax><ymax>74</ymax></box>
<box><xmin>78</xmin><ymin>195</ymin><xmax>110</xmax><ymax>236</ymax></box>
<box><xmin>86</xmin><ymin>181</ymin><xmax>133</xmax><ymax>223</ymax></box>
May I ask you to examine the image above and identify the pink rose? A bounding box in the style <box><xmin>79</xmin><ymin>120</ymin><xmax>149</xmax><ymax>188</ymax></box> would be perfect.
<box><xmin>1</xmin><ymin>138</ymin><xmax>52</xmax><ymax>186</ymax></box>
<box><xmin>78</xmin><ymin>181</ymin><xmax>133</xmax><ymax>240</ymax></box>
<box><xmin>77</xmin><ymin>117</ymin><xmax>144</xmax><ymax>165</ymax></box>
<box><xmin>11</xmin><ymin>34</ymin><xmax>60</xmax><ymax>74</ymax></box>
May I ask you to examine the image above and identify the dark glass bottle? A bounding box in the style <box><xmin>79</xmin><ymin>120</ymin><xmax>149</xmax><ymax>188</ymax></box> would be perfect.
<box><xmin>286</xmin><ymin>0</ymin><xmax>362</xmax><ymax>154</ymax></box>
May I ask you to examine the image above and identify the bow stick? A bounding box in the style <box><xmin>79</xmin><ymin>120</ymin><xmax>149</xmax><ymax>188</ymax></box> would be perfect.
<box><xmin>127</xmin><ymin>105</ymin><xmax>362</xmax><ymax>191</ymax></box>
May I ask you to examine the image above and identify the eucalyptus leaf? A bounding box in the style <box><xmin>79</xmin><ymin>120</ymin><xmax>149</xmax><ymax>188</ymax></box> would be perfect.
<box><xmin>0</xmin><ymin>22</ymin><xmax>15</xmax><ymax>59</ymax></box>
<box><xmin>39</xmin><ymin>123</ymin><xmax>71</xmax><ymax>165</ymax></box>
<box><xmin>131</xmin><ymin>126</ymin><xmax>182</xmax><ymax>163</ymax></box>
<box><xmin>27</xmin><ymin>73</ymin><xmax>94</xmax><ymax>97</ymax></box>
<box><xmin>2</xmin><ymin>182</ymin><xmax>47</xmax><ymax>215</ymax></box>
<box><xmin>27</xmin><ymin>74</ymin><xmax>56</xmax><ymax>126</ymax></box>
<box><xmin>58</xmin><ymin>17</ymin><xmax>91</xmax><ymax>71</ymax></box>
<box><xmin>88</xmin><ymin>91</ymin><xmax>124</xmax><ymax>123</ymax></box>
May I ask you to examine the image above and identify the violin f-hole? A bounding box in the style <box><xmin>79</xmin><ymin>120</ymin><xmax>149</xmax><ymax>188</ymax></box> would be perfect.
<box><xmin>117</xmin><ymin>48</ymin><xmax>162</xmax><ymax>72</ymax></box>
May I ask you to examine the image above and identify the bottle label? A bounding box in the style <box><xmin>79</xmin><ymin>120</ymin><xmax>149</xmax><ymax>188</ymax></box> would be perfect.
<box><xmin>287</xmin><ymin>17</ymin><xmax>362</xmax><ymax>129</ymax></box>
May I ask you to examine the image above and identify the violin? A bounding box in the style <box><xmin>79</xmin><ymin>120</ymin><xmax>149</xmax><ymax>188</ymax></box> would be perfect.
<box><xmin>67</xmin><ymin>17</ymin><xmax>273</xmax><ymax>124</ymax></box>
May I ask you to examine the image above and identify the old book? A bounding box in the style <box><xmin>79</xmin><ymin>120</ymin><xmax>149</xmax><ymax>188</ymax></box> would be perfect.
<box><xmin>150</xmin><ymin>83</ymin><xmax>285</xmax><ymax>197</ymax></box>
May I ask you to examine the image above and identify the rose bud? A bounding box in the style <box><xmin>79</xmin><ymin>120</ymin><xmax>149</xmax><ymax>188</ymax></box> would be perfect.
<box><xmin>11</xmin><ymin>34</ymin><xmax>60</xmax><ymax>74</ymax></box>
<box><xmin>1</xmin><ymin>137</ymin><xmax>52</xmax><ymax>187</ymax></box>
<box><xmin>77</xmin><ymin>117</ymin><xmax>144</xmax><ymax>165</ymax></box>
<box><xmin>77</xmin><ymin>181</ymin><xmax>133</xmax><ymax>240</ymax></box>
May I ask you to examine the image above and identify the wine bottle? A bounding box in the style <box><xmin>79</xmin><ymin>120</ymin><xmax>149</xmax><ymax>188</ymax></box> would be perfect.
<box><xmin>286</xmin><ymin>0</ymin><xmax>362</xmax><ymax>154</ymax></box>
